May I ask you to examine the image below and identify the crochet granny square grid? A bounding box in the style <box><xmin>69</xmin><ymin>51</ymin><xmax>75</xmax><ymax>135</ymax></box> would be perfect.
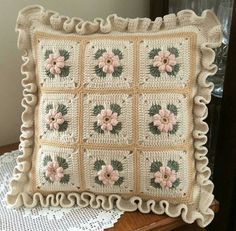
<box><xmin>7</xmin><ymin>5</ymin><xmax>222</xmax><ymax>227</ymax></box>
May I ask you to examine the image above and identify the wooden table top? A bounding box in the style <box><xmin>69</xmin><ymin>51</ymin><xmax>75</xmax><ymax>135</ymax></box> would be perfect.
<box><xmin>0</xmin><ymin>143</ymin><xmax>218</xmax><ymax>231</ymax></box>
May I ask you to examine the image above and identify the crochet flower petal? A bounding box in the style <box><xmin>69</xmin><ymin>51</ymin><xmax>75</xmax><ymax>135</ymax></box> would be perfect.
<box><xmin>168</xmin><ymin>123</ymin><xmax>173</xmax><ymax>131</ymax></box>
<box><xmin>99</xmin><ymin>61</ymin><xmax>105</xmax><ymax>68</ymax></box>
<box><xmin>106</xmin><ymin>164</ymin><xmax>113</xmax><ymax>173</ymax></box>
<box><xmin>153</xmin><ymin>61</ymin><xmax>162</xmax><ymax>67</ymax></box>
<box><xmin>100</xmin><ymin>109</ymin><xmax>107</xmax><ymax>117</ymax></box>
<box><xmin>154</xmin><ymin>55</ymin><xmax>162</xmax><ymax>61</ymax></box>
<box><xmin>111</xmin><ymin>112</ymin><xmax>118</xmax><ymax>118</ymax></box>
<box><xmin>166</xmin><ymin>180</ymin><xmax>172</xmax><ymax>188</ymax></box>
<box><xmin>159</xmin><ymin>110</ymin><xmax>165</xmax><ymax>117</ymax></box>
<box><xmin>50</xmin><ymin>67</ymin><xmax>56</xmax><ymax>74</ymax></box>
<box><xmin>164</xmin><ymin>51</ymin><xmax>170</xmax><ymax>57</ymax></box>
<box><xmin>158</xmin><ymin>65</ymin><xmax>166</xmax><ymax>72</ymax></box>
<box><xmin>153</xmin><ymin>114</ymin><xmax>161</xmax><ymax>120</ymax></box>
<box><xmin>153</xmin><ymin>119</ymin><xmax>161</xmax><ymax>126</ymax></box>
<box><xmin>49</xmin><ymin>123</ymin><xmax>54</xmax><ymax>130</ymax></box>
<box><xmin>101</xmin><ymin>124</ymin><xmax>107</xmax><ymax>131</ymax></box>
<box><xmin>160</xmin><ymin>181</ymin><xmax>167</xmax><ymax>188</ymax></box>
<box><xmin>108</xmin><ymin>65</ymin><xmax>114</xmax><ymax>73</ymax></box>
<box><xmin>106</xmin><ymin>123</ymin><xmax>113</xmax><ymax>131</ymax></box>
<box><xmin>165</xmin><ymin>167</ymin><xmax>171</xmax><ymax>174</ymax></box>
<box><xmin>159</xmin><ymin>166</ymin><xmax>166</xmax><ymax>174</ymax></box>
<box><xmin>54</xmin><ymin>66</ymin><xmax>61</xmax><ymax>74</ymax></box>
<box><xmin>165</xmin><ymin>65</ymin><xmax>173</xmax><ymax>72</ymax></box>
<box><xmin>56</xmin><ymin>61</ymin><xmax>65</xmax><ymax>68</ymax></box>
<box><xmin>57</xmin><ymin>56</ymin><xmax>65</xmax><ymax>62</ymax></box>
<box><xmin>111</xmin><ymin>118</ymin><xmax>118</xmax><ymax>126</ymax></box>
<box><xmin>46</xmin><ymin>63</ymin><xmax>52</xmax><ymax>70</ymax></box>
<box><xmin>162</xmin><ymin>124</ymin><xmax>168</xmax><ymax>132</ymax></box>
<box><xmin>53</xmin><ymin>123</ymin><xmax>60</xmax><ymax>130</ymax></box>
<box><xmin>102</xmin><ymin>65</ymin><xmax>109</xmax><ymax>73</ymax></box>
<box><xmin>106</xmin><ymin>109</ymin><xmax>113</xmax><ymax>116</ymax></box>
<box><xmin>56</xmin><ymin>118</ymin><xmax>65</xmax><ymax>125</ymax></box>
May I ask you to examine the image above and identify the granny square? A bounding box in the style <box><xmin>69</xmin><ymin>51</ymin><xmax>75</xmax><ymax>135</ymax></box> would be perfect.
<box><xmin>7</xmin><ymin>5</ymin><xmax>222</xmax><ymax>227</ymax></box>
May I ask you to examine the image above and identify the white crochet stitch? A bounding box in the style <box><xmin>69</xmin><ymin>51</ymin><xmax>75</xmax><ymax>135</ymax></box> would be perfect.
<box><xmin>0</xmin><ymin>151</ymin><xmax>123</xmax><ymax>231</ymax></box>
<box><xmin>7</xmin><ymin>5</ymin><xmax>222</xmax><ymax>228</ymax></box>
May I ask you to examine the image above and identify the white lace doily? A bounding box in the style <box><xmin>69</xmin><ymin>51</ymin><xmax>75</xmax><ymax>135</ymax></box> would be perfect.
<box><xmin>0</xmin><ymin>150</ymin><xmax>123</xmax><ymax>231</ymax></box>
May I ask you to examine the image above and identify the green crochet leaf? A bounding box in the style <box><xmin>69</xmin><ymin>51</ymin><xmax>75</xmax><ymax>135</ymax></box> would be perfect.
<box><xmin>60</xmin><ymin>174</ymin><xmax>70</xmax><ymax>184</ymax></box>
<box><xmin>94</xmin><ymin>49</ymin><xmax>107</xmax><ymax>59</ymax></box>
<box><xmin>149</xmin><ymin>65</ymin><xmax>161</xmax><ymax>77</ymax></box>
<box><xmin>43</xmin><ymin>155</ymin><xmax>52</xmax><ymax>166</ymax></box>
<box><xmin>58</xmin><ymin>121</ymin><xmax>68</xmax><ymax>132</ymax></box>
<box><xmin>94</xmin><ymin>65</ymin><xmax>106</xmax><ymax>77</ymax></box>
<box><xmin>148</xmin><ymin>48</ymin><xmax>161</xmax><ymax>59</ymax></box>
<box><xmin>57</xmin><ymin>104</ymin><xmax>68</xmax><ymax>116</ymax></box>
<box><xmin>94</xmin><ymin>159</ymin><xmax>106</xmax><ymax>171</ymax></box>
<box><xmin>172</xmin><ymin>178</ymin><xmax>180</xmax><ymax>188</ymax></box>
<box><xmin>45</xmin><ymin>69</ymin><xmax>55</xmax><ymax>78</ymax></box>
<box><xmin>59</xmin><ymin>66</ymin><xmax>70</xmax><ymax>77</ymax></box>
<box><xmin>95</xmin><ymin>176</ymin><xmax>103</xmax><ymax>185</ymax></box>
<box><xmin>167</xmin><ymin>64</ymin><xmax>180</xmax><ymax>77</ymax></box>
<box><xmin>93</xmin><ymin>121</ymin><xmax>104</xmax><ymax>134</ymax></box>
<box><xmin>111</xmin><ymin>160</ymin><xmax>123</xmax><ymax>171</ymax></box>
<box><xmin>110</xmin><ymin>103</ymin><xmax>121</xmax><ymax>115</ymax></box>
<box><xmin>114</xmin><ymin>176</ymin><xmax>124</xmax><ymax>186</ymax></box>
<box><xmin>112</xmin><ymin>49</ymin><xmax>123</xmax><ymax>59</ymax></box>
<box><xmin>46</xmin><ymin>104</ymin><xmax>53</xmax><ymax>113</ymax></box>
<box><xmin>44</xmin><ymin>50</ymin><xmax>53</xmax><ymax>60</ymax></box>
<box><xmin>167</xmin><ymin>47</ymin><xmax>179</xmax><ymax>57</ymax></box>
<box><xmin>150</xmin><ymin>178</ymin><xmax>161</xmax><ymax>188</ymax></box>
<box><xmin>57</xmin><ymin>156</ymin><xmax>69</xmax><ymax>169</ymax></box>
<box><xmin>59</xmin><ymin>49</ymin><xmax>70</xmax><ymax>60</ymax></box>
<box><xmin>93</xmin><ymin>105</ymin><xmax>104</xmax><ymax>116</ymax></box>
<box><xmin>149</xmin><ymin>104</ymin><xmax>161</xmax><ymax>116</ymax></box>
<box><xmin>167</xmin><ymin>160</ymin><xmax>179</xmax><ymax>172</ymax></box>
<box><xmin>112</xmin><ymin>66</ymin><xmax>123</xmax><ymax>77</ymax></box>
<box><xmin>110</xmin><ymin>122</ymin><xmax>122</xmax><ymax>135</ymax></box>
<box><xmin>150</xmin><ymin>161</ymin><xmax>162</xmax><ymax>172</ymax></box>
<box><xmin>149</xmin><ymin>122</ymin><xmax>161</xmax><ymax>135</ymax></box>
<box><xmin>169</xmin><ymin>123</ymin><xmax>178</xmax><ymax>135</ymax></box>
<box><xmin>167</xmin><ymin>104</ymin><xmax>178</xmax><ymax>116</ymax></box>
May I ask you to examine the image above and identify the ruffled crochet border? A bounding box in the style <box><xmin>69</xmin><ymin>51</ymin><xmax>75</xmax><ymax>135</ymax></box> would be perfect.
<box><xmin>7</xmin><ymin>5</ymin><xmax>222</xmax><ymax>228</ymax></box>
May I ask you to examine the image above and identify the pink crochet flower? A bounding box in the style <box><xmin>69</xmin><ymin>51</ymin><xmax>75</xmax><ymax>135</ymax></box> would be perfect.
<box><xmin>45</xmin><ymin>53</ymin><xmax>65</xmax><ymax>74</ymax></box>
<box><xmin>97</xmin><ymin>109</ymin><xmax>118</xmax><ymax>131</ymax></box>
<box><xmin>46</xmin><ymin>109</ymin><xmax>65</xmax><ymax>130</ymax></box>
<box><xmin>98</xmin><ymin>52</ymin><xmax>120</xmax><ymax>74</ymax></box>
<box><xmin>97</xmin><ymin>164</ymin><xmax>119</xmax><ymax>185</ymax></box>
<box><xmin>154</xmin><ymin>166</ymin><xmax>177</xmax><ymax>188</ymax></box>
<box><xmin>153</xmin><ymin>51</ymin><xmax>177</xmax><ymax>73</ymax></box>
<box><xmin>44</xmin><ymin>161</ymin><xmax>64</xmax><ymax>182</ymax></box>
<box><xmin>153</xmin><ymin>109</ymin><xmax>177</xmax><ymax>132</ymax></box>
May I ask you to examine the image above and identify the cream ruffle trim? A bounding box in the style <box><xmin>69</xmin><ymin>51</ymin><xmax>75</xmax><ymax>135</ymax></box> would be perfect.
<box><xmin>7</xmin><ymin>5</ymin><xmax>222</xmax><ymax>227</ymax></box>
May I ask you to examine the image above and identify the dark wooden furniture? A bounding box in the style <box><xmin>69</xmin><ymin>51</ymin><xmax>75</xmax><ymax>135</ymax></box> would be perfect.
<box><xmin>209</xmin><ymin>1</ymin><xmax>236</xmax><ymax>231</ymax></box>
<box><xmin>0</xmin><ymin>143</ymin><xmax>219</xmax><ymax>231</ymax></box>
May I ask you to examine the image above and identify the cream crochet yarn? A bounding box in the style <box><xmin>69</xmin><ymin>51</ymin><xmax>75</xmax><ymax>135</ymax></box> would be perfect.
<box><xmin>7</xmin><ymin>5</ymin><xmax>222</xmax><ymax>227</ymax></box>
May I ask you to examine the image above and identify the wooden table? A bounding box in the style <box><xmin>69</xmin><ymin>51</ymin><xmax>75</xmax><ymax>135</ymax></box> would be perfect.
<box><xmin>0</xmin><ymin>143</ymin><xmax>218</xmax><ymax>231</ymax></box>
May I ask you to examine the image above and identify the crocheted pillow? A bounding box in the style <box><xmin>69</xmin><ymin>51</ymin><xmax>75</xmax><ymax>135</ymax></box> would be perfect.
<box><xmin>7</xmin><ymin>5</ymin><xmax>222</xmax><ymax>227</ymax></box>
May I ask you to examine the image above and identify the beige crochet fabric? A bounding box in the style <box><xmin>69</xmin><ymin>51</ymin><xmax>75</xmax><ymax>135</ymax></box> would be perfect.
<box><xmin>7</xmin><ymin>5</ymin><xmax>222</xmax><ymax>227</ymax></box>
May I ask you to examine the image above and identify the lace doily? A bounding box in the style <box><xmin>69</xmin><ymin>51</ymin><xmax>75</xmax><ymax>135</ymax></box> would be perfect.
<box><xmin>0</xmin><ymin>150</ymin><xmax>123</xmax><ymax>231</ymax></box>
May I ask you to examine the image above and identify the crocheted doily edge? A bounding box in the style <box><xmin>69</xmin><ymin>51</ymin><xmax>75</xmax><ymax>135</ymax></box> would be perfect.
<box><xmin>7</xmin><ymin>5</ymin><xmax>222</xmax><ymax>228</ymax></box>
